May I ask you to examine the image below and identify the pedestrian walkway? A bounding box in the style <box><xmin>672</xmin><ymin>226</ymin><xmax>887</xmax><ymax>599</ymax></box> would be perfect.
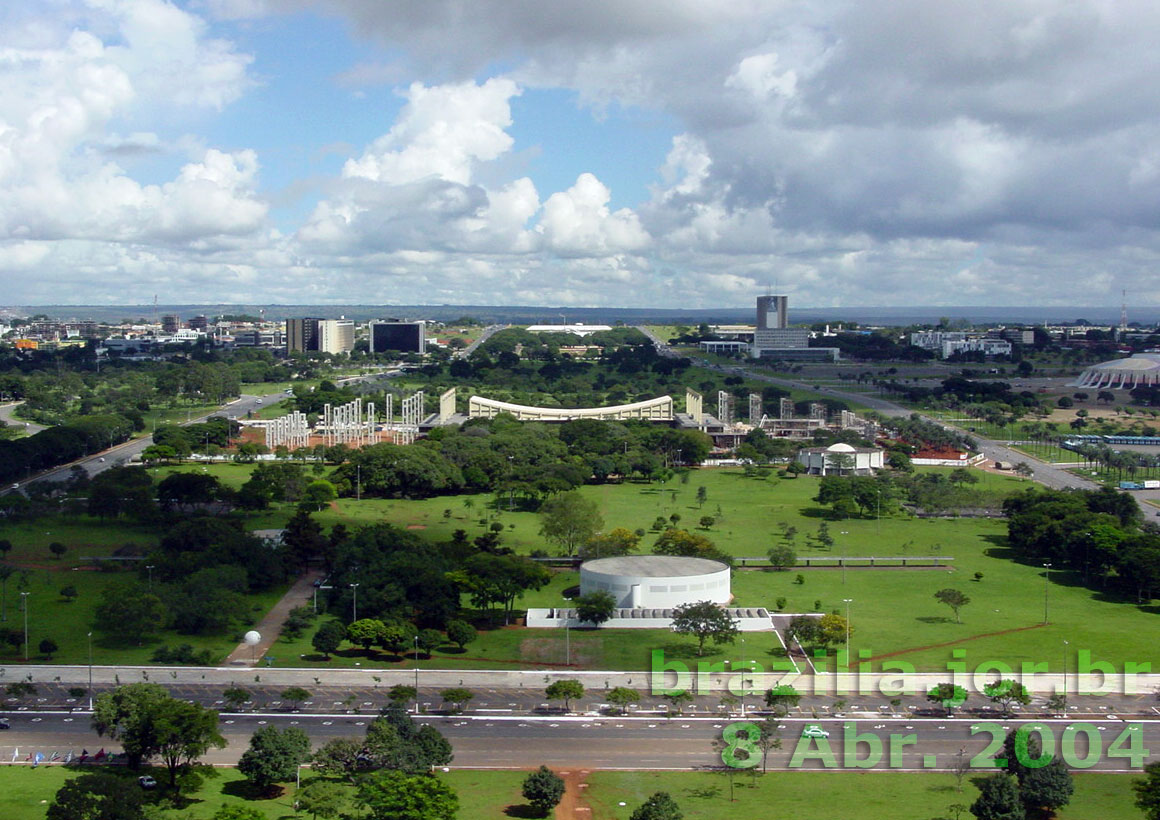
<box><xmin>224</xmin><ymin>569</ymin><xmax>323</xmax><ymax>666</ymax></box>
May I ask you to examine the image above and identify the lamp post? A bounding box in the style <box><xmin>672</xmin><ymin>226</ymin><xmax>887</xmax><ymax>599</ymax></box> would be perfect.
<box><xmin>87</xmin><ymin>631</ymin><xmax>94</xmax><ymax>710</ymax></box>
<box><xmin>840</xmin><ymin>531</ymin><xmax>849</xmax><ymax>585</ymax></box>
<box><xmin>1062</xmin><ymin>639</ymin><xmax>1070</xmax><ymax>700</ymax></box>
<box><xmin>145</xmin><ymin>564</ymin><xmax>155</xmax><ymax>592</ymax></box>
<box><xmin>349</xmin><ymin>583</ymin><xmax>359</xmax><ymax>623</ymax></box>
<box><xmin>1042</xmin><ymin>563</ymin><xmax>1051</xmax><ymax>624</ymax></box>
<box><xmin>20</xmin><ymin>591</ymin><xmax>29</xmax><ymax>660</ymax></box>
<box><xmin>842</xmin><ymin>598</ymin><xmax>853</xmax><ymax>669</ymax></box>
<box><xmin>413</xmin><ymin>634</ymin><xmax>420</xmax><ymax>713</ymax></box>
<box><xmin>875</xmin><ymin>490</ymin><xmax>881</xmax><ymax>535</ymax></box>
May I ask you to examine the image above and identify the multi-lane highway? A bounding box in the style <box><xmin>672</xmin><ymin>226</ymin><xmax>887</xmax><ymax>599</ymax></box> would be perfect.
<box><xmin>1</xmin><ymin>712</ymin><xmax>1153</xmax><ymax>772</ymax></box>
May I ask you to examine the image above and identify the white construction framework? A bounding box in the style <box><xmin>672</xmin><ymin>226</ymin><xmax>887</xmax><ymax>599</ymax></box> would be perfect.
<box><xmin>718</xmin><ymin>391</ymin><xmax>733</xmax><ymax>425</ymax></box>
<box><xmin>265</xmin><ymin>411</ymin><xmax>310</xmax><ymax>450</ymax></box>
<box><xmin>322</xmin><ymin>398</ymin><xmax>379</xmax><ymax>447</ymax></box>
<box><xmin>748</xmin><ymin>393</ymin><xmax>762</xmax><ymax>426</ymax></box>
<box><xmin>467</xmin><ymin>394</ymin><xmax>673</xmax><ymax>421</ymax></box>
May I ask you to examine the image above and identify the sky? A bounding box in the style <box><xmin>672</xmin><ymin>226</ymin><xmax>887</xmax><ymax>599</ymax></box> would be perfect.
<box><xmin>3</xmin><ymin>0</ymin><xmax>1160</xmax><ymax>309</ymax></box>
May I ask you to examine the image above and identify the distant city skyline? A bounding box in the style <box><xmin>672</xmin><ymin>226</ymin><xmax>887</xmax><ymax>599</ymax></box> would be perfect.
<box><xmin>3</xmin><ymin>2</ymin><xmax>1160</xmax><ymax>308</ymax></box>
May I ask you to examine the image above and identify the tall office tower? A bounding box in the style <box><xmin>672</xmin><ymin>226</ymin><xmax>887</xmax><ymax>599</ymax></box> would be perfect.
<box><xmin>369</xmin><ymin>321</ymin><xmax>426</xmax><ymax>354</ymax></box>
<box><xmin>756</xmin><ymin>295</ymin><xmax>788</xmax><ymax>330</ymax></box>
<box><xmin>286</xmin><ymin>318</ymin><xmax>320</xmax><ymax>353</ymax></box>
<box><xmin>318</xmin><ymin>319</ymin><xmax>355</xmax><ymax>354</ymax></box>
<box><xmin>161</xmin><ymin>314</ymin><xmax>180</xmax><ymax>334</ymax></box>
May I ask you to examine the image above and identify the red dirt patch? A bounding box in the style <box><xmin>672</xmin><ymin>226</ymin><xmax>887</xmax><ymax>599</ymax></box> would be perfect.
<box><xmin>856</xmin><ymin>622</ymin><xmax>1047</xmax><ymax>666</ymax></box>
<box><xmin>405</xmin><ymin>524</ymin><xmax>427</xmax><ymax>530</ymax></box>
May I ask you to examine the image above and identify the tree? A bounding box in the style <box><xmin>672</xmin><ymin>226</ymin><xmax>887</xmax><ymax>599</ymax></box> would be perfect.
<box><xmin>356</xmin><ymin>770</ymin><xmax>458</xmax><ymax>820</ymax></box>
<box><xmin>440</xmin><ymin>687</ymin><xmax>474</xmax><ymax>712</ymax></box>
<box><xmin>698</xmin><ymin>515</ymin><xmax>715</xmax><ymax>529</ymax></box>
<box><xmin>756</xmin><ymin>717</ymin><xmax>783</xmax><ymax>773</ymax></box>
<box><xmin>582</xmin><ymin>527</ymin><xmax>640</xmax><ymax>559</ymax></box>
<box><xmin>237</xmin><ymin>725</ymin><xmax>312</xmax><ymax>795</ymax></box>
<box><xmin>93</xmin><ymin>586</ymin><xmax>167</xmax><ymax>645</ymax></box>
<box><xmin>296</xmin><ymin>779</ymin><xmax>345</xmax><ymax>820</ymax></box>
<box><xmin>222</xmin><ymin>685</ymin><xmax>249</xmax><ymax>711</ymax></box>
<box><xmin>1020</xmin><ymin>757</ymin><xmax>1074</xmax><ymax>814</ymax></box>
<box><xmin>280</xmin><ymin>686</ymin><xmax>311</xmax><ymax>710</ymax></box>
<box><xmin>39</xmin><ymin>637</ymin><xmax>58</xmax><ymax>659</ymax></box>
<box><xmin>347</xmin><ymin>618</ymin><xmax>387</xmax><ymax>652</ymax></box>
<box><xmin>574</xmin><ymin>590</ymin><xmax>617</xmax><ymax>627</ymax></box>
<box><xmin>311</xmin><ymin>738</ymin><xmax>365</xmax><ymax>781</ymax></box>
<box><xmin>47</xmin><ymin>772</ymin><xmax>145</xmax><ymax>820</ymax></box>
<box><xmin>784</xmin><ymin>615</ymin><xmax>821</xmax><ymax>647</ymax></box>
<box><xmin>1135</xmin><ymin>761</ymin><xmax>1160</xmax><ymax>820</ymax></box>
<box><xmin>60</xmin><ymin>585</ymin><xmax>78</xmax><ymax>603</ymax></box>
<box><xmin>303</xmin><ymin>479</ymin><xmax>337</xmax><ymax>511</ymax></box>
<box><xmin>927</xmin><ymin>682</ymin><xmax>969</xmax><ymax>716</ymax></box>
<box><xmin>311</xmin><ymin>620</ymin><xmax>347</xmax><ymax>659</ymax></box>
<box><xmin>388</xmin><ymin>684</ymin><xmax>418</xmax><ymax>705</ymax></box>
<box><xmin>538</xmin><ymin>491</ymin><xmax>604</xmax><ymax>556</ymax></box>
<box><xmin>817</xmin><ymin>613</ymin><xmax>851</xmax><ymax>648</ymax></box>
<box><xmin>664</xmin><ymin>690</ymin><xmax>693</xmax><ymax>715</ymax></box>
<box><xmin>606</xmin><ymin>686</ymin><xmax>639</xmax><ymax>715</ymax></box>
<box><xmin>630</xmin><ymin>791</ymin><xmax>683</xmax><ymax>820</ymax></box>
<box><xmin>696</xmin><ymin>486</ymin><xmax>708</xmax><ymax>508</ymax></box>
<box><xmin>211</xmin><ymin>807</ymin><xmax>264</xmax><ymax>820</ymax></box>
<box><xmin>984</xmin><ymin>679</ymin><xmax>1031</xmax><ymax>716</ymax></box>
<box><xmin>546</xmin><ymin>679</ymin><xmax>585</xmax><ymax>712</ymax></box>
<box><xmin>670</xmin><ymin>601</ymin><xmax>739</xmax><ymax>656</ymax></box>
<box><xmin>767</xmin><ymin>544</ymin><xmax>797</xmax><ymax>571</ymax></box>
<box><xmin>763</xmin><ymin>684</ymin><xmax>801</xmax><ymax>717</ymax></box>
<box><xmin>445</xmin><ymin>619</ymin><xmax>477</xmax><ymax>650</ymax></box>
<box><xmin>970</xmin><ymin>773</ymin><xmax>1024</xmax><ymax>820</ymax></box>
<box><xmin>522</xmin><ymin>765</ymin><xmax>565</xmax><ymax>817</ymax></box>
<box><xmin>934</xmin><ymin>588</ymin><xmax>971</xmax><ymax>623</ymax></box>
<box><xmin>92</xmin><ymin>683</ymin><xmax>226</xmax><ymax>787</ymax></box>
<box><xmin>49</xmin><ymin>541</ymin><xmax>67</xmax><ymax>559</ymax></box>
<box><xmin>416</xmin><ymin>628</ymin><xmax>444</xmax><ymax>656</ymax></box>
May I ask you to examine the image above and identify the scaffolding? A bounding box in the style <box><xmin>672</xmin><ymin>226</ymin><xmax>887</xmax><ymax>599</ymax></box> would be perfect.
<box><xmin>398</xmin><ymin>391</ymin><xmax>424</xmax><ymax>445</ymax></box>
<box><xmin>718</xmin><ymin>390</ymin><xmax>733</xmax><ymax>425</ymax></box>
<box><xmin>748</xmin><ymin>393</ymin><xmax>762</xmax><ymax>426</ymax></box>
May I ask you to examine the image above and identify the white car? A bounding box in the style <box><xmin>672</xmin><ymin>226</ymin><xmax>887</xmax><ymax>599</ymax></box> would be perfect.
<box><xmin>801</xmin><ymin>725</ymin><xmax>830</xmax><ymax>739</ymax></box>
<box><xmin>138</xmin><ymin>775</ymin><xmax>157</xmax><ymax>789</ymax></box>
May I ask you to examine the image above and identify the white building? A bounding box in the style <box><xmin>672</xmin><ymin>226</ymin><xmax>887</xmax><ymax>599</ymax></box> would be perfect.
<box><xmin>579</xmin><ymin>556</ymin><xmax>731</xmax><ymax>608</ymax></box>
<box><xmin>797</xmin><ymin>442</ymin><xmax>885</xmax><ymax>475</ymax></box>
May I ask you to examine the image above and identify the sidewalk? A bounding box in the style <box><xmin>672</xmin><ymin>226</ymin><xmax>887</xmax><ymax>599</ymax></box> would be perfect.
<box><xmin>223</xmin><ymin>570</ymin><xmax>323</xmax><ymax>666</ymax></box>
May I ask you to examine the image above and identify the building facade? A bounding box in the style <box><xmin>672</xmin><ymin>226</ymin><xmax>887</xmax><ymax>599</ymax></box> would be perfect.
<box><xmin>369</xmin><ymin>321</ymin><xmax>426</xmax><ymax>354</ymax></box>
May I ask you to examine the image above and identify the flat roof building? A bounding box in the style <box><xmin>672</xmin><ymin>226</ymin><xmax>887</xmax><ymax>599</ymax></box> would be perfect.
<box><xmin>369</xmin><ymin>321</ymin><xmax>426</xmax><ymax>354</ymax></box>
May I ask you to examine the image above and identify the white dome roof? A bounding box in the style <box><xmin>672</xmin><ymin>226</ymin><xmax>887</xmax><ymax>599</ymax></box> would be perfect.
<box><xmin>826</xmin><ymin>442</ymin><xmax>857</xmax><ymax>452</ymax></box>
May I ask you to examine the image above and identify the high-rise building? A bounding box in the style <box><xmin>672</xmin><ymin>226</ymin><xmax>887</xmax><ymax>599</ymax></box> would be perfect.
<box><xmin>756</xmin><ymin>295</ymin><xmax>788</xmax><ymax>330</ymax></box>
<box><xmin>188</xmin><ymin>315</ymin><xmax>209</xmax><ymax>331</ymax></box>
<box><xmin>161</xmin><ymin>314</ymin><xmax>180</xmax><ymax>334</ymax></box>
<box><xmin>369</xmin><ymin>321</ymin><xmax>426</xmax><ymax>354</ymax></box>
<box><xmin>286</xmin><ymin>318</ymin><xmax>354</xmax><ymax>354</ymax></box>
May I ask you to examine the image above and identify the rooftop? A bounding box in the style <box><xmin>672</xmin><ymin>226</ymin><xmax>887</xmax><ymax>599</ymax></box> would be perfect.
<box><xmin>581</xmin><ymin>555</ymin><xmax>729</xmax><ymax>576</ymax></box>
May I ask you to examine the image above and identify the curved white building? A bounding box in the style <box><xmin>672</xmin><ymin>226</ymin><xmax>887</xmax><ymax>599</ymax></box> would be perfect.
<box><xmin>798</xmin><ymin>441</ymin><xmax>885</xmax><ymax>475</ymax></box>
<box><xmin>579</xmin><ymin>555</ymin><xmax>731</xmax><ymax>608</ymax></box>
<box><xmin>468</xmin><ymin>394</ymin><xmax>673</xmax><ymax>421</ymax></box>
<box><xmin>1073</xmin><ymin>354</ymin><xmax>1160</xmax><ymax>389</ymax></box>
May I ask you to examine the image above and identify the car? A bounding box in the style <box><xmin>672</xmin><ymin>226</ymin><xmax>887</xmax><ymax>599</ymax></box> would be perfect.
<box><xmin>97</xmin><ymin>457</ymin><xmax>105</xmax><ymax>462</ymax></box>
<box><xmin>0</xmin><ymin>718</ymin><xmax>10</xmax><ymax>729</ymax></box>
<box><xmin>801</xmin><ymin>725</ymin><xmax>830</xmax><ymax>739</ymax></box>
<box><xmin>138</xmin><ymin>776</ymin><xmax>157</xmax><ymax>789</ymax></box>
<box><xmin>256</xmin><ymin>399</ymin><xmax>263</xmax><ymax>405</ymax></box>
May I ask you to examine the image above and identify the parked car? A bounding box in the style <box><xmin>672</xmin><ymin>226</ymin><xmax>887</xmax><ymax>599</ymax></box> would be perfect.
<box><xmin>801</xmin><ymin>725</ymin><xmax>830</xmax><ymax>739</ymax></box>
<box><xmin>0</xmin><ymin>718</ymin><xmax>10</xmax><ymax>730</ymax></box>
<box><xmin>138</xmin><ymin>776</ymin><xmax>157</xmax><ymax>789</ymax></box>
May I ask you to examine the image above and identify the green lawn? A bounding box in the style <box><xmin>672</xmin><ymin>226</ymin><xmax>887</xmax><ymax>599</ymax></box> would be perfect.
<box><xmin>585</xmin><ymin>771</ymin><xmax>1142</xmax><ymax>820</ymax></box>
<box><xmin>0</xmin><ymin>765</ymin><xmax>529</xmax><ymax>820</ymax></box>
<box><xmin>129</xmin><ymin>466</ymin><xmax>1160</xmax><ymax>672</ymax></box>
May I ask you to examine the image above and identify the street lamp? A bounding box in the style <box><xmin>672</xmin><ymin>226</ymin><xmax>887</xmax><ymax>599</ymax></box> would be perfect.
<box><xmin>349</xmin><ymin>583</ymin><xmax>359</xmax><ymax>622</ymax></box>
<box><xmin>145</xmin><ymin>565</ymin><xmax>155</xmax><ymax>592</ymax></box>
<box><xmin>20</xmin><ymin>591</ymin><xmax>29</xmax><ymax>660</ymax></box>
<box><xmin>842</xmin><ymin>598</ymin><xmax>853</xmax><ymax>669</ymax></box>
<box><xmin>1042</xmin><ymin>563</ymin><xmax>1052</xmax><ymax>624</ymax></box>
<box><xmin>1062</xmin><ymin>639</ymin><xmax>1070</xmax><ymax>700</ymax></box>
<box><xmin>87</xmin><ymin>631</ymin><xmax>94</xmax><ymax>710</ymax></box>
<box><xmin>414</xmin><ymin>634</ymin><xmax>420</xmax><ymax>713</ymax></box>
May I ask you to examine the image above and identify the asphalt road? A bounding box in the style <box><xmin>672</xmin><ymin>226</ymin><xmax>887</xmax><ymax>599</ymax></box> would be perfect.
<box><xmin>16</xmin><ymin>392</ymin><xmax>281</xmax><ymax>487</ymax></box>
<box><xmin>1</xmin><ymin>713</ymin><xmax>1153</xmax><ymax>772</ymax></box>
<box><xmin>0</xmin><ymin>402</ymin><xmax>45</xmax><ymax>435</ymax></box>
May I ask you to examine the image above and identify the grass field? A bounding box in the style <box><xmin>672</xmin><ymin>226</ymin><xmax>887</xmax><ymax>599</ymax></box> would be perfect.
<box><xmin>133</xmin><ymin>464</ymin><xmax>1160</xmax><ymax>672</ymax></box>
<box><xmin>0</xmin><ymin>765</ymin><xmax>530</xmax><ymax>820</ymax></box>
<box><xmin>585</xmin><ymin>770</ymin><xmax>1142</xmax><ymax>820</ymax></box>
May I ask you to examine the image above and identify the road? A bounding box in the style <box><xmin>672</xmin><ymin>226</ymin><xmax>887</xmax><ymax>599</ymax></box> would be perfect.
<box><xmin>17</xmin><ymin>392</ymin><xmax>281</xmax><ymax>487</ymax></box>
<box><xmin>460</xmin><ymin>324</ymin><xmax>507</xmax><ymax>358</ymax></box>
<box><xmin>0</xmin><ymin>712</ymin><xmax>1152</xmax><ymax>772</ymax></box>
<box><xmin>0</xmin><ymin>402</ymin><xmax>45</xmax><ymax>435</ymax></box>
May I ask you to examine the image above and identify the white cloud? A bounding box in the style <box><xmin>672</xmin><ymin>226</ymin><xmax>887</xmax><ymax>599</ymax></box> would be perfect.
<box><xmin>539</xmin><ymin>173</ymin><xmax>649</xmax><ymax>256</ymax></box>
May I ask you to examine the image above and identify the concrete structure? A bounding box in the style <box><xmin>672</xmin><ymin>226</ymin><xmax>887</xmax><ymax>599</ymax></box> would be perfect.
<box><xmin>757</xmin><ymin>294</ymin><xmax>788</xmax><ymax>330</ymax></box>
<box><xmin>370</xmin><ymin>320</ymin><xmax>426</xmax><ymax>354</ymax></box>
<box><xmin>286</xmin><ymin>318</ymin><xmax>354</xmax><ymax>354</ymax></box>
<box><xmin>685</xmin><ymin>389</ymin><xmax>703</xmax><ymax>424</ymax></box>
<box><xmin>579</xmin><ymin>556</ymin><xmax>731</xmax><ymax>608</ymax></box>
<box><xmin>1072</xmin><ymin>354</ymin><xmax>1160</xmax><ymax>389</ymax></box>
<box><xmin>438</xmin><ymin>387</ymin><xmax>456</xmax><ymax>420</ymax></box>
<box><xmin>526</xmin><ymin>605</ymin><xmax>772</xmax><ymax>631</ymax></box>
<box><xmin>161</xmin><ymin>314</ymin><xmax>179</xmax><ymax>334</ymax></box>
<box><xmin>525</xmin><ymin>324</ymin><xmax>612</xmax><ymax>336</ymax></box>
<box><xmin>798</xmin><ymin>442</ymin><xmax>885</xmax><ymax>475</ymax></box>
<box><xmin>698</xmin><ymin>340</ymin><xmax>750</xmax><ymax>354</ymax></box>
<box><xmin>467</xmin><ymin>394</ymin><xmax>673</xmax><ymax>421</ymax></box>
<box><xmin>910</xmin><ymin>331</ymin><xmax>1012</xmax><ymax>359</ymax></box>
<box><xmin>717</xmin><ymin>390</ymin><xmax>733</xmax><ymax>425</ymax></box>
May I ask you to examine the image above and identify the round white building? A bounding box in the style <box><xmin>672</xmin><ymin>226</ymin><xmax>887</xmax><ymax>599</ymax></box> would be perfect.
<box><xmin>579</xmin><ymin>556</ymin><xmax>731</xmax><ymax>609</ymax></box>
